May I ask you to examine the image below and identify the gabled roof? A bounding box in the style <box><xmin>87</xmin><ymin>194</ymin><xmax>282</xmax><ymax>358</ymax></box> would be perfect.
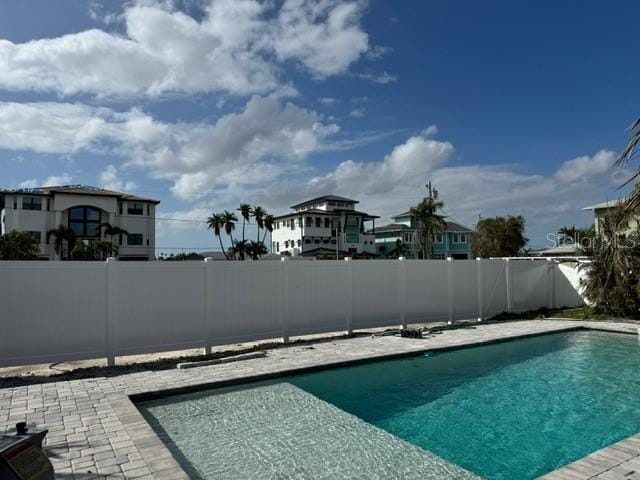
<box><xmin>290</xmin><ymin>195</ymin><xmax>358</xmax><ymax>209</ymax></box>
<box><xmin>0</xmin><ymin>184</ymin><xmax>160</xmax><ymax>204</ymax></box>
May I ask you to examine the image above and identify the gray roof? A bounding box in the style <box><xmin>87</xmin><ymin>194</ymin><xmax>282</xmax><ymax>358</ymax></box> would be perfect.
<box><xmin>373</xmin><ymin>220</ymin><xmax>473</xmax><ymax>234</ymax></box>
<box><xmin>290</xmin><ymin>195</ymin><xmax>358</xmax><ymax>209</ymax></box>
<box><xmin>0</xmin><ymin>184</ymin><xmax>160</xmax><ymax>204</ymax></box>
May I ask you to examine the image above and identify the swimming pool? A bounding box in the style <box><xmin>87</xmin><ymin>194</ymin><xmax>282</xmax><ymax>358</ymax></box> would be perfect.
<box><xmin>139</xmin><ymin>330</ymin><xmax>640</xmax><ymax>479</ymax></box>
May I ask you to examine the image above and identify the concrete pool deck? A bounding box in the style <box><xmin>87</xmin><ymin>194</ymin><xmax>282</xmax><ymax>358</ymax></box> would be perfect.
<box><xmin>1</xmin><ymin>319</ymin><xmax>639</xmax><ymax>479</ymax></box>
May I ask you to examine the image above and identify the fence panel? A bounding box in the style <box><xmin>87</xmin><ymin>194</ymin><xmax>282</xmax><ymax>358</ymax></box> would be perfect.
<box><xmin>351</xmin><ymin>260</ymin><xmax>402</xmax><ymax>328</ymax></box>
<box><xmin>0</xmin><ymin>262</ymin><xmax>107</xmax><ymax>367</ymax></box>
<box><xmin>404</xmin><ymin>260</ymin><xmax>450</xmax><ymax>323</ymax></box>
<box><xmin>208</xmin><ymin>261</ymin><xmax>283</xmax><ymax>345</ymax></box>
<box><xmin>286</xmin><ymin>260</ymin><xmax>348</xmax><ymax>336</ymax></box>
<box><xmin>511</xmin><ymin>260</ymin><xmax>550</xmax><ymax>312</ymax></box>
<box><xmin>115</xmin><ymin>262</ymin><xmax>206</xmax><ymax>356</ymax></box>
<box><xmin>452</xmin><ymin>260</ymin><xmax>479</xmax><ymax>320</ymax></box>
<box><xmin>481</xmin><ymin>259</ymin><xmax>509</xmax><ymax>317</ymax></box>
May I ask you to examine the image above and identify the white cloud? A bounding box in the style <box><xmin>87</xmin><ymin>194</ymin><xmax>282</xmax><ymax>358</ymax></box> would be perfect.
<box><xmin>421</xmin><ymin>125</ymin><xmax>438</xmax><ymax>137</ymax></box>
<box><xmin>0</xmin><ymin>96</ymin><xmax>339</xmax><ymax>200</ymax></box>
<box><xmin>99</xmin><ymin>164</ymin><xmax>136</xmax><ymax>192</ymax></box>
<box><xmin>554</xmin><ymin>149</ymin><xmax>617</xmax><ymax>183</ymax></box>
<box><xmin>0</xmin><ymin>0</ymin><xmax>372</xmax><ymax>98</ymax></box>
<box><xmin>272</xmin><ymin>0</ymin><xmax>369</xmax><ymax>77</ymax></box>
<box><xmin>357</xmin><ymin>71</ymin><xmax>397</xmax><ymax>84</ymax></box>
<box><xmin>349</xmin><ymin>108</ymin><xmax>365</xmax><ymax>118</ymax></box>
<box><xmin>19</xmin><ymin>173</ymin><xmax>72</xmax><ymax>188</ymax></box>
<box><xmin>319</xmin><ymin>97</ymin><xmax>338</xmax><ymax>105</ymax></box>
<box><xmin>366</xmin><ymin>45</ymin><xmax>393</xmax><ymax>60</ymax></box>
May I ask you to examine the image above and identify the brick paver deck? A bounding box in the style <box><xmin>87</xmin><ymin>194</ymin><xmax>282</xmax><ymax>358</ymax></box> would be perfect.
<box><xmin>1</xmin><ymin>319</ymin><xmax>638</xmax><ymax>479</ymax></box>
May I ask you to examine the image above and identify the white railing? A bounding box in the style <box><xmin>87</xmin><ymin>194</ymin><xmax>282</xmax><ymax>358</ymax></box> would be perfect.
<box><xmin>0</xmin><ymin>257</ymin><xmax>584</xmax><ymax>367</ymax></box>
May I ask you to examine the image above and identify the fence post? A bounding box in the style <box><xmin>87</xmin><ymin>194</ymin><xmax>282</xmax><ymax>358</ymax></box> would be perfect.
<box><xmin>280</xmin><ymin>257</ymin><xmax>290</xmax><ymax>343</ymax></box>
<box><xmin>476</xmin><ymin>257</ymin><xmax>483</xmax><ymax>322</ymax></box>
<box><xmin>447</xmin><ymin>257</ymin><xmax>454</xmax><ymax>325</ymax></box>
<box><xmin>105</xmin><ymin>257</ymin><xmax>118</xmax><ymax>367</ymax></box>
<box><xmin>505</xmin><ymin>258</ymin><xmax>513</xmax><ymax>313</ymax></box>
<box><xmin>203</xmin><ymin>257</ymin><xmax>213</xmax><ymax>355</ymax></box>
<box><xmin>398</xmin><ymin>257</ymin><xmax>407</xmax><ymax>329</ymax></box>
<box><xmin>547</xmin><ymin>258</ymin><xmax>556</xmax><ymax>309</ymax></box>
<box><xmin>345</xmin><ymin>257</ymin><xmax>353</xmax><ymax>335</ymax></box>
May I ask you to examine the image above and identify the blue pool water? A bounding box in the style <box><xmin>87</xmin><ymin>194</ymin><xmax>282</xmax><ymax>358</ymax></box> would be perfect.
<box><xmin>140</xmin><ymin>331</ymin><xmax>640</xmax><ymax>479</ymax></box>
<box><xmin>290</xmin><ymin>331</ymin><xmax>640</xmax><ymax>479</ymax></box>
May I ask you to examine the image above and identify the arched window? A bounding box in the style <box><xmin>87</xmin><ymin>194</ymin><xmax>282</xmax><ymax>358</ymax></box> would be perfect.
<box><xmin>69</xmin><ymin>206</ymin><xmax>101</xmax><ymax>238</ymax></box>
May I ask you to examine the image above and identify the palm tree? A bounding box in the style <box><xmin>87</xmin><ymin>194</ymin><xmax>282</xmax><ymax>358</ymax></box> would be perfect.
<box><xmin>248</xmin><ymin>241</ymin><xmax>268</xmax><ymax>260</ymax></box>
<box><xmin>101</xmin><ymin>222</ymin><xmax>129</xmax><ymax>243</ymax></box>
<box><xmin>410</xmin><ymin>196</ymin><xmax>446</xmax><ymax>259</ymax></box>
<box><xmin>222</xmin><ymin>210</ymin><xmax>238</xmax><ymax>248</ymax></box>
<box><xmin>91</xmin><ymin>240</ymin><xmax>118</xmax><ymax>260</ymax></box>
<box><xmin>46</xmin><ymin>225</ymin><xmax>75</xmax><ymax>260</ymax></box>
<box><xmin>615</xmin><ymin>117</ymin><xmax>640</xmax><ymax>211</ymax></box>
<box><xmin>262</xmin><ymin>213</ymin><xmax>274</xmax><ymax>245</ymax></box>
<box><xmin>238</xmin><ymin>204</ymin><xmax>252</xmax><ymax>242</ymax></box>
<box><xmin>386</xmin><ymin>239</ymin><xmax>409</xmax><ymax>259</ymax></box>
<box><xmin>0</xmin><ymin>231</ymin><xmax>39</xmax><ymax>260</ymax></box>
<box><xmin>232</xmin><ymin>239</ymin><xmax>249</xmax><ymax>260</ymax></box>
<box><xmin>206</xmin><ymin>213</ymin><xmax>228</xmax><ymax>260</ymax></box>
<box><xmin>252</xmin><ymin>206</ymin><xmax>266</xmax><ymax>242</ymax></box>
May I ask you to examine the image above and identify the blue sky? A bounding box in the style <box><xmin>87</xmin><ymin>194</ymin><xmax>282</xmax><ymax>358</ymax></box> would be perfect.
<box><xmin>1</xmin><ymin>0</ymin><xmax>639</xmax><ymax>253</ymax></box>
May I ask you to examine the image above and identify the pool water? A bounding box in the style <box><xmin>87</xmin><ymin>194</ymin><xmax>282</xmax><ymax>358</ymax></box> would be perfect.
<box><xmin>291</xmin><ymin>331</ymin><xmax>640</xmax><ymax>479</ymax></box>
<box><xmin>139</xmin><ymin>331</ymin><xmax>640</xmax><ymax>479</ymax></box>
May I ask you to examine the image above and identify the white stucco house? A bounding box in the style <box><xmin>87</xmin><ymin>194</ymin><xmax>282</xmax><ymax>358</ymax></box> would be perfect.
<box><xmin>0</xmin><ymin>185</ymin><xmax>159</xmax><ymax>260</ymax></box>
<box><xmin>583</xmin><ymin>199</ymin><xmax>638</xmax><ymax>235</ymax></box>
<box><xmin>271</xmin><ymin>195</ymin><xmax>379</xmax><ymax>258</ymax></box>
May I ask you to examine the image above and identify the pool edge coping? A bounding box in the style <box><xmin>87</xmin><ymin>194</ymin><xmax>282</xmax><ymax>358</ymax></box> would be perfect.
<box><xmin>106</xmin><ymin>321</ymin><xmax>638</xmax><ymax>480</ymax></box>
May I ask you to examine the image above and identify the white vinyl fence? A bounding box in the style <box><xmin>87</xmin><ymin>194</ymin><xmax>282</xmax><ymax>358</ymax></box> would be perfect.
<box><xmin>0</xmin><ymin>258</ymin><xmax>584</xmax><ymax>367</ymax></box>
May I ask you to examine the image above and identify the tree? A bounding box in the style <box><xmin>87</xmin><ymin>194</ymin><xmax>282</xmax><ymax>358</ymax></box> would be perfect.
<box><xmin>247</xmin><ymin>241</ymin><xmax>268</xmax><ymax>260</ymax></box>
<box><xmin>0</xmin><ymin>230</ymin><xmax>39</xmax><ymax>260</ymax></box>
<box><xmin>101</xmin><ymin>222</ymin><xmax>129</xmax><ymax>243</ymax></box>
<box><xmin>262</xmin><ymin>213</ymin><xmax>274</xmax><ymax>245</ymax></box>
<box><xmin>237</xmin><ymin>204</ymin><xmax>252</xmax><ymax>242</ymax></box>
<box><xmin>231</xmin><ymin>239</ymin><xmax>249</xmax><ymax>260</ymax></box>
<box><xmin>91</xmin><ymin>240</ymin><xmax>118</xmax><ymax>260</ymax></box>
<box><xmin>206</xmin><ymin>213</ymin><xmax>228</xmax><ymax>260</ymax></box>
<box><xmin>252</xmin><ymin>206</ymin><xmax>266</xmax><ymax>242</ymax></box>
<box><xmin>615</xmin><ymin>117</ymin><xmax>640</xmax><ymax>212</ymax></box>
<box><xmin>386</xmin><ymin>239</ymin><xmax>408</xmax><ymax>259</ymax></box>
<box><xmin>473</xmin><ymin>216</ymin><xmax>528</xmax><ymax>258</ymax></box>
<box><xmin>410</xmin><ymin>196</ymin><xmax>446</xmax><ymax>259</ymax></box>
<box><xmin>222</xmin><ymin>210</ymin><xmax>238</xmax><ymax>246</ymax></box>
<box><xmin>46</xmin><ymin>225</ymin><xmax>76</xmax><ymax>260</ymax></box>
<box><xmin>581</xmin><ymin>208</ymin><xmax>640</xmax><ymax>318</ymax></box>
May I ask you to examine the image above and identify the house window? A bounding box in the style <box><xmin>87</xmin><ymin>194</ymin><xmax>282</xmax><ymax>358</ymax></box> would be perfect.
<box><xmin>276</xmin><ymin>242</ymin><xmax>280</xmax><ymax>252</ymax></box>
<box><xmin>69</xmin><ymin>206</ymin><xmax>101</xmax><ymax>238</ymax></box>
<box><xmin>314</xmin><ymin>238</ymin><xmax>320</xmax><ymax>244</ymax></box>
<box><xmin>285</xmin><ymin>240</ymin><xmax>289</xmax><ymax>248</ymax></box>
<box><xmin>127</xmin><ymin>202</ymin><xmax>144</xmax><ymax>215</ymax></box>
<box><xmin>290</xmin><ymin>219</ymin><xmax>295</xmax><ymax>230</ymax></box>
<box><xmin>330</xmin><ymin>239</ymin><xmax>336</xmax><ymax>244</ymax></box>
<box><xmin>324</xmin><ymin>218</ymin><xmax>331</xmax><ymax>228</ymax></box>
<box><xmin>147</xmin><ymin>204</ymin><xmax>150</xmax><ymax>216</ymax></box>
<box><xmin>46</xmin><ymin>198</ymin><xmax>50</xmax><ymax>211</ymax></box>
<box><xmin>434</xmin><ymin>233</ymin><xmax>443</xmax><ymax>244</ymax></box>
<box><xmin>328</xmin><ymin>201</ymin><xmax>336</xmax><ymax>206</ymax></box>
<box><xmin>452</xmin><ymin>233</ymin><xmax>466</xmax><ymax>244</ymax></box>
<box><xmin>26</xmin><ymin>231</ymin><xmax>41</xmax><ymax>243</ymax></box>
<box><xmin>127</xmin><ymin>233</ymin><xmax>143</xmax><ymax>246</ymax></box>
<box><xmin>304</xmin><ymin>238</ymin><xmax>311</xmax><ymax>244</ymax></box>
<box><xmin>315</xmin><ymin>217</ymin><xmax>322</xmax><ymax>228</ymax></box>
<box><xmin>13</xmin><ymin>197</ymin><xmax>17</xmax><ymax>209</ymax></box>
<box><xmin>305</xmin><ymin>217</ymin><xmax>313</xmax><ymax>227</ymax></box>
<box><xmin>322</xmin><ymin>238</ymin><xmax>329</xmax><ymax>244</ymax></box>
<box><xmin>118</xmin><ymin>203</ymin><xmax>123</xmax><ymax>215</ymax></box>
<box><xmin>22</xmin><ymin>196</ymin><xmax>42</xmax><ymax>211</ymax></box>
<box><xmin>297</xmin><ymin>240</ymin><xmax>301</xmax><ymax>247</ymax></box>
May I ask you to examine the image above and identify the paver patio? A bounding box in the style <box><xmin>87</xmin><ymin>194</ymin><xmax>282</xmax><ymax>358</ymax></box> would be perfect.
<box><xmin>1</xmin><ymin>319</ymin><xmax>639</xmax><ymax>479</ymax></box>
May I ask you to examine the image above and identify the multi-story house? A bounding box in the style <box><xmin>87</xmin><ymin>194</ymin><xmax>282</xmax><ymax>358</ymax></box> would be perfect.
<box><xmin>374</xmin><ymin>210</ymin><xmax>474</xmax><ymax>259</ymax></box>
<box><xmin>583</xmin><ymin>199</ymin><xmax>638</xmax><ymax>235</ymax></box>
<box><xmin>0</xmin><ymin>185</ymin><xmax>159</xmax><ymax>260</ymax></box>
<box><xmin>271</xmin><ymin>195</ymin><xmax>379</xmax><ymax>257</ymax></box>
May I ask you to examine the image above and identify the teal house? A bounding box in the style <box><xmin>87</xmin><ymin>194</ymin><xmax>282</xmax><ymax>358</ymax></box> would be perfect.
<box><xmin>374</xmin><ymin>210</ymin><xmax>474</xmax><ymax>259</ymax></box>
